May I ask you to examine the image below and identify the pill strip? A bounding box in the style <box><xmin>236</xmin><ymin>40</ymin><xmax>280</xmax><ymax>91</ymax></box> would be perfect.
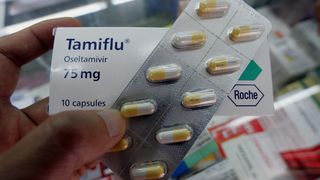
<box><xmin>105</xmin><ymin>0</ymin><xmax>272</xmax><ymax>179</ymax></box>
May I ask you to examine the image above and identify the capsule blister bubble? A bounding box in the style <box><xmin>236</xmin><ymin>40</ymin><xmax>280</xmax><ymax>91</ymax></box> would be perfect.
<box><xmin>182</xmin><ymin>89</ymin><xmax>217</xmax><ymax>109</ymax></box>
<box><xmin>196</xmin><ymin>0</ymin><xmax>230</xmax><ymax>18</ymax></box>
<box><xmin>171</xmin><ymin>31</ymin><xmax>207</xmax><ymax>49</ymax></box>
<box><xmin>156</xmin><ymin>124</ymin><xmax>193</xmax><ymax>144</ymax></box>
<box><xmin>229</xmin><ymin>24</ymin><xmax>265</xmax><ymax>42</ymax></box>
<box><xmin>206</xmin><ymin>56</ymin><xmax>241</xmax><ymax>75</ymax></box>
<box><xmin>146</xmin><ymin>64</ymin><xmax>182</xmax><ymax>83</ymax></box>
<box><xmin>130</xmin><ymin>161</ymin><xmax>167</xmax><ymax>180</ymax></box>
<box><xmin>111</xmin><ymin>136</ymin><xmax>132</xmax><ymax>152</ymax></box>
<box><xmin>120</xmin><ymin>99</ymin><xmax>157</xmax><ymax>118</ymax></box>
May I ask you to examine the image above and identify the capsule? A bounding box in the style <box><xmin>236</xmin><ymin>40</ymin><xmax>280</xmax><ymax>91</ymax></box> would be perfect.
<box><xmin>111</xmin><ymin>136</ymin><xmax>132</xmax><ymax>152</ymax></box>
<box><xmin>197</xmin><ymin>0</ymin><xmax>230</xmax><ymax>18</ymax></box>
<box><xmin>120</xmin><ymin>100</ymin><xmax>157</xmax><ymax>118</ymax></box>
<box><xmin>130</xmin><ymin>161</ymin><xmax>167</xmax><ymax>180</ymax></box>
<box><xmin>182</xmin><ymin>89</ymin><xmax>216</xmax><ymax>109</ymax></box>
<box><xmin>206</xmin><ymin>56</ymin><xmax>241</xmax><ymax>75</ymax></box>
<box><xmin>172</xmin><ymin>31</ymin><xmax>207</xmax><ymax>49</ymax></box>
<box><xmin>229</xmin><ymin>24</ymin><xmax>265</xmax><ymax>42</ymax></box>
<box><xmin>156</xmin><ymin>125</ymin><xmax>193</xmax><ymax>144</ymax></box>
<box><xmin>146</xmin><ymin>64</ymin><xmax>182</xmax><ymax>83</ymax></box>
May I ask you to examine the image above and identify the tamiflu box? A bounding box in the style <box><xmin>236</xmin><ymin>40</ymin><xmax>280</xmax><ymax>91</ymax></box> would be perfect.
<box><xmin>50</xmin><ymin>28</ymin><xmax>273</xmax><ymax>115</ymax></box>
<box><xmin>50</xmin><ymin>0</ymin><xmax>273</xmax><ymax>179</ymax></box>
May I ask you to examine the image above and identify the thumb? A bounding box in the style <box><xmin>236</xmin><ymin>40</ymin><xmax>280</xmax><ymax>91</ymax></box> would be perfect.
<box><xmin>0</xmin><ymin>110</ymin><xmax>126</xmax><ymax>180</ymax></box>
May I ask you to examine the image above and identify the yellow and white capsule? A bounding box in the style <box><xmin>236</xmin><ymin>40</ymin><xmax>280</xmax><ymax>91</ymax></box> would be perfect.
<box><xmin>172</xmin><ymin>31</ymin><xmax>207</xmax><ymax>49</ymax></box>
<box><xmin>130</xmin><ymin>161</ymin><xmax>167</xmax><ymax>180</ymax></box>
<box><xmin>120</xmin><ymin>99</ymin><xmax>157</xmax><ymax>118</ymax></box>
<box><xmin>206</xmin><ymin>56</ymin><xmax>241</xmax><ymax>75</ymax></box>
<box><xmin>146</xmin><ymin>64</ymin><xmax>182</xmax><ymax>83</ymax></box>
<box><xmin>111</xmin><ymin>136</ymin><xmax>132</xmax><ymax>152</ymax></box>
<box><xmin>229</xmin><ymin>24</ymin><xmax>265</xmax><ymax>42</ymax></box>
<box><xmin>197</xmin><ymin>0</ymin><xmax>230</xmax><ymax>18</ymax></box>
<box><xmin>182</xmin><ymin>89</ymin><xmax>216</xmax><ymax>109</ymax></box>
<box><xmin>156</xmin><ymin>125</ymin><xmax>193</xmax><ymax>144</ymax></box>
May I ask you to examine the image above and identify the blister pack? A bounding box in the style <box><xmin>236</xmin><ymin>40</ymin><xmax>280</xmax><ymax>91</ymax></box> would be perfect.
<box><xmin>103</xmin><ymin>0</ymin><xmax>272</xmax><ymax>179</ymax></box>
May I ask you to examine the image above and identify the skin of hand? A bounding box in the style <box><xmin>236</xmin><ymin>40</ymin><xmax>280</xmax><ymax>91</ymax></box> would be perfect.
<box><xmin>0</xmin><ymin>18</ymin><xmax>127</xmax><ymax>180</ymax></box>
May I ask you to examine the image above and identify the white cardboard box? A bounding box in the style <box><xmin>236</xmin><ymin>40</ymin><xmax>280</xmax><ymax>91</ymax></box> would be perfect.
<box><xmin>49</xmin><ymin>27</ymin><xmax>274</xmax><ymax>116</ymax></box>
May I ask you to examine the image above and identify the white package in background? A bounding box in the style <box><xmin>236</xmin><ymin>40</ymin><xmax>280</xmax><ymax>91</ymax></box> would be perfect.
<box><xmin>49</xmin><ymin>0</ymin><xmax>272</xmax><ymax>179</ymax></box>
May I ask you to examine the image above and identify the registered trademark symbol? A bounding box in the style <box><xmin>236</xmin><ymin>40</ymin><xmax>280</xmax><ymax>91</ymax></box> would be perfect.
<box><xmin>125</xmin><ymin>38</ymin><xmax>130</xmax><ymax>43</ymax></box>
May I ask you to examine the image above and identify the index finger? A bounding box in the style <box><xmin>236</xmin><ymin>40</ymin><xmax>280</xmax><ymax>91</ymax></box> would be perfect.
<box><xmin>0</xmin><ymin>17</ymin><xmax>81</xmax><ymax>67</ymax></box>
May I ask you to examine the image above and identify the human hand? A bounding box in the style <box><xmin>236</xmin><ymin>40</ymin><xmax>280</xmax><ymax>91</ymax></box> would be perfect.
<box><xmin>0</xmin><ymin>18</ymin><xmax>127</xmax><ymax>180</ymax></box>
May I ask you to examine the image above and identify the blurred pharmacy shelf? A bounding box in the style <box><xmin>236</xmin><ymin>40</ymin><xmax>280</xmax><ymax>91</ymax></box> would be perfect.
<box><xmin>177</xmin><ymin>72</ymin><xmax>320</xmax><ymax>180</ymax></box>
<box><xmin>81</xmin><ymin>72</ymin><xmax>320</xmax><ymax>180</ymax></box>
<box><xmin>258</xmin><ymin>7</ymin><xmax>319</xmax><ymax>91</ymax></box>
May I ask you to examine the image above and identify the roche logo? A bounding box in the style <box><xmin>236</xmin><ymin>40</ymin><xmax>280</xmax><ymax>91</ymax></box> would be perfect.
<box><xmin>228</xmin><ymin>84</ymin><xmax>264</xmax><ymax>107</ymax></box>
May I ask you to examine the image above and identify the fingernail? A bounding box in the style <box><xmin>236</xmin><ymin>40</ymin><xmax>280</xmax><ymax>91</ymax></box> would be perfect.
<box><xmin>97</xmin><ymin>110</ymin><xmax>125</xmax><ymax>137</ymax></box>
